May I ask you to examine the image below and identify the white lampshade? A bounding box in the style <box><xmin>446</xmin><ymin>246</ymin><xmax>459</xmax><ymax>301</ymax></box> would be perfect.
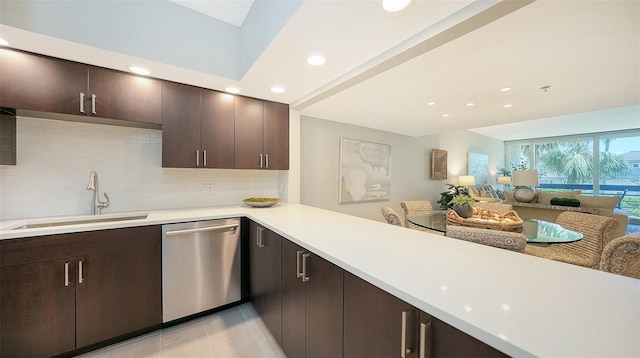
<box><xmin>458</xmin><ymin>175</ymin><xmax>476</xmax><ymax>186</ymax></box>
<box><xmin>511</xmin><ymin>170</ymin><xmax>539</xmax><ymax>186</ymax></box>
<box><xmin>497</xmin><ymin>176</ymin><xmax>511</xmax><ymax>185</ymax></box>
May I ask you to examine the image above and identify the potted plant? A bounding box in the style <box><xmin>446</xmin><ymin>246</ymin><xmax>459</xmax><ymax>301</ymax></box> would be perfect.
<box><xmin>437</xmin><ymin>184</ymin><xmax>470</xmax><ymax>210</ymax></box>
<box><xmin>449</xmin><ymin>194</ymin><xmax>475</xmax><ymax>218</ymax></box>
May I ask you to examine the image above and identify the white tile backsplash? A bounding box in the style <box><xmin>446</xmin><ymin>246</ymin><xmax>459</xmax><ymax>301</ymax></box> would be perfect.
<box><xmin>0</xmin><ymin>117</ymin><xmax>283</xmax><ymax>220</ymax></box>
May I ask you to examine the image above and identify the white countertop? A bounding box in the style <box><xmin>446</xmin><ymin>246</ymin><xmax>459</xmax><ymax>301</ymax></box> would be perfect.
<box><xmin>2</xmin><ymin>204</ymin><xmax>639</xmax><ymax>357</ymax></box>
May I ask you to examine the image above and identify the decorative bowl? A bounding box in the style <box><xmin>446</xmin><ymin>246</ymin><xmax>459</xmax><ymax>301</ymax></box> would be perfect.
<box><xmin>243</xmin><ymin>197</ymin><xmax>280</xmax><ymax>207</ymax></box>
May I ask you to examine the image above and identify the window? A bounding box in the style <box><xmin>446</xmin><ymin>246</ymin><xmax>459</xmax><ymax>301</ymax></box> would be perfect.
<box><xmin>505</xmin><ymin>130</ymin><xmax>640</xmax><ymax>217</ymax></box>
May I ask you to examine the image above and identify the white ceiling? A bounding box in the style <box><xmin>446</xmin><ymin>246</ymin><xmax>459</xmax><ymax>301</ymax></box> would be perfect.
<box><xmin>1</xmin><ymin>0</ymin><xmax>638</xmax><ymax>140</ymax></box>
<box><xmin>169</xmin><ymin>0</ymin><xmax>254</xmax><ymax>27</ymax></box>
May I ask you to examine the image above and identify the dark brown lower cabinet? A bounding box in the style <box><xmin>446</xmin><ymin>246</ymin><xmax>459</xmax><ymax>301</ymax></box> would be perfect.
<box><xmin>343</xmin><ymin>272</ymin><xmax>508</xmax><ymax>358</ymax></box>
<box><xmin>281</xmin><ymin>239</ymin><xmax>343</xmax><ymax>358</ymax></box>
<box><xmin>249</xmin><ymin>221</ymin><xmax>282</xmax><ymax>344</ymax></box>
<box><xmin>0</xmin><ymin>226</ymin><xmax>162</xmax><ymax>357</ymax></box>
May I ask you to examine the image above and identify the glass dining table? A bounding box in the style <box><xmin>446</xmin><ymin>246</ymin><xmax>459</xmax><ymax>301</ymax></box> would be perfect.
<box><xmin>407</xmin><ymin>210</ymin><xmax>583</xmax><ymax>243</ymax></box>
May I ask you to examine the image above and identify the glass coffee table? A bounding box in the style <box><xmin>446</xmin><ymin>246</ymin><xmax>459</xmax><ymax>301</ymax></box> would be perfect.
<box><xmin>407</xmin><ymin>211</ymin><xmax>583</xmax><ymax>244</ymax></box>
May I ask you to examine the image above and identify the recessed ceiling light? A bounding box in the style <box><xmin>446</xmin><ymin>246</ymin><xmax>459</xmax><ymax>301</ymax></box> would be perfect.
<box><xmin>500</xmin><ymin>87</ymin><xmax>512</xmax><ymax>92</ymax></box>
<box><xmin>442</xmin><ymin>114</ymin><xmax>450</xmax><ymax>117</ymax></box>
<box><xmin>127</xmin><ymin>65</ymin><xmax>151</xmax><ymax>76</ymax></box>
<box><xmin>271</xmin><ymin>86</ymin><xmax>285</xmax><ymax>94</ymax></box>
<box><xmin>504</xmin><ymin>104</ymin><xmax>513</xmax><ymax>108</ymax></box>
<box><xmin>225</xmin><ymin>87</ymin><xmax>240</xmax><ymax>94</ymax></box>
<box><xmin>382</xmin><ymin>0</ymin><xmax>411</xmax><ymax>12</ymax></box>
<box><xmin>427</xmin><ymin>102</ymin><xmax>435</xmax><ymax>106</ymax></box>
<box><xmin>307</xmin><ymin>54</ymin><xmax>326</xmax><ymax>66</ymax></box>
<box><xmin>0</xmin><ymin>38</ymin><xmax>8</xmax><ymax>46</ymax></box>
<box><xmin>466</xmin><ymin>103</ymin><xmax>475</xmax><ymax>107</ymax></box>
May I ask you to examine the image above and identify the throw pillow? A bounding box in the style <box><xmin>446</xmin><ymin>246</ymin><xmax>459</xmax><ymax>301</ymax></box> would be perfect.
<box><xmin>571</xmin><ymin>195</ymin><xmax>620</xmax><ymax>210</ymax></box>
<box><xmin>504</xmin><ymin>190</ymin><xmax>515</xmax><ymax>203</ymax></box>
<box><xmin>536</xmin><ymin>190</ymin><xmax>582</xmax><ymax>205</ymax></box>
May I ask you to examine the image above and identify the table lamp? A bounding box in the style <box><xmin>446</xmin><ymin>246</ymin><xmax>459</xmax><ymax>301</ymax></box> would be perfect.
<box><xmin>458</xmin><ymin>175</ymin><xmax>475</xmax><ymax>187</ymax></box>
<box><xmin>497</xmin><ymin>176</ymin><xmax>511</xmax><ymax>185</ymax></box>
<box><xmin>511</xmin><ymin>170</ymin><xmax>539</xmax><ymax>202</ymax></box>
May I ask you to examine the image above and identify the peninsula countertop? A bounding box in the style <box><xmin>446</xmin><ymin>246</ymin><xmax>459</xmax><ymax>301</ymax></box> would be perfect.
<box><xmin>1</xmin><ymin>204</ymin><xmax>638</xmax><ymax>357</ymax></box>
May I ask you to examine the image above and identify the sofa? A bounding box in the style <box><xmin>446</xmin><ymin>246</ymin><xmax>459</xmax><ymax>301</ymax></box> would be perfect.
<box><xmin>503</xmin><ymin>189</ymin><xmax>629</xmax><ymax>239</ymax></box>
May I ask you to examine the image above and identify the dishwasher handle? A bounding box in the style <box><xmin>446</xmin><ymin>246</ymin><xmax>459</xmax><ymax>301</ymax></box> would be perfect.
<box><xmin>166</xmin><ymin>224</ymin><xmax>239</xmax><ymax>237</ymax></box>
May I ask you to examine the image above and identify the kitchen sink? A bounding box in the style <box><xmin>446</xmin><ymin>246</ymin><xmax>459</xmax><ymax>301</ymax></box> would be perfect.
<box><xmin>10</xmin><ymin>213</ymin><xmax>149</xmax><ymax>230</ymax></box>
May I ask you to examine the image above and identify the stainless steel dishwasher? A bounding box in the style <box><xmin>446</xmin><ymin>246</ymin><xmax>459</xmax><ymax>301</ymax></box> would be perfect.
<box><xmin>162</xmin><ymin>218</ymin><xmax>241</xmax><ymax>322</ymax></box>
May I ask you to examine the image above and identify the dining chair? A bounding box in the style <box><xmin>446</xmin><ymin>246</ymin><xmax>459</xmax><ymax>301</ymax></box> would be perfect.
<box><xmin>599</xmin><ymin>231</ymin><xmax>640</xmax><ymax>279</ymax></box>
<box><xmin>400</xmin><ymin>201</ymin><xmax>433</xmax><ymax>230</ymax></box>
<box><xmin>473</xmin><ymin>202</ymin><xmax>513</xmax><ymax>215</ymax></box>
<box><xmin>524</xmin><ymin>211</ymin><xmax>619</xmax><ymax>268</ymax></box>
<box><xmin>381</xmin><ymin>207</ymin><xmax>402</xmax><ymax>226</ymax></box>
<box><xmin>445</xmin><ymin>225</ymin><xmax>527</xmax><ymax>252</ymax></box>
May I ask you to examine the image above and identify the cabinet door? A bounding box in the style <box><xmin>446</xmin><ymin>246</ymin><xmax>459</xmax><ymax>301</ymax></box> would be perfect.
<box><xmin>0</xmin><ymin>48</ymin><xmax>87</xmax><ymax>115</ymax></box>
<box><xmin>305</xmin><ymin>251</ymin><xmax>343</xmax><ymax>358</ymax></box>
<box><xmin>249</xmin><ymin>222</ymin><xmax>282</xmax><ymax>344</ymax></box>
<box><xmin>89</xmin><ymin>67</ymin><xmax>162</xmax><ymax>124</ymax></box>
<box><xmin>263</xmin><ymin>101</ymin><xmax>289</xmax><ymax>170</ymax></box>
<box><xmin>281</xmin><ymin>239</ymin><xmax>306</xmax><ymax>358</ymax></box>
<box><xmin>234</xmin><ymin>96</ymin><xmax>264</xmax><ymax>169</ymax></box>
<box><xmin>0</xmin><ymin>112</ymin><xmax>16</xmax><ymax>165</ymax></box>
<box><xmin>1</xmin><ymin>259</ymin><xmax>76</xmax><ymax>358</ymax></box>
<box><xmin>162</xmin><ymin>81</ymin><xmax>202</xmax><ymax>168</ymax></box>
<box><xmin>419</xmin><ymin>311</ymin><xmax>507</xmax><ymax>358</ymax></box>
<box><xmin>201</xmin><ymin>90</ymin><xmax>235</xmax><ymax>168</ymax></box>
<box><xmin>344</xmin><ymin>272</ymin><xmax>419</xmax><ymax>358</ymax></box>
<box><xmin>76</xmin><ymin>226</ymin><xmax>162</xmax><ymax>347</ymax></box>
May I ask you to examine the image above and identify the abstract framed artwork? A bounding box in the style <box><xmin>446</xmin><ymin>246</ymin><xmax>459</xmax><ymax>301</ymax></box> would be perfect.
<box><xmin>339</xmin><ymin>138</ymin><xmax>391</xmax><ymax>203</ymax></box>
<box><xmin>431</xmin><ymin>149</ymin><xmax>448</xmax><ymax>180</ymax></box>
<box><xmin>468</xmin><ymin>152</ymin><xmax>489</xmax><ymax>184</ymax></box>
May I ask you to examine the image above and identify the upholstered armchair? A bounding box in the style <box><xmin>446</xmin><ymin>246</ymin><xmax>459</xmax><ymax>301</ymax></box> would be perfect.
<box><xmin>400</xmin><ymin>201</ymin><xmax>433</xmax><ymax>230</ymax></box>
<box><xmin>445</xmin><ymin>225</ymin><xmax>527</xmax><ymax>252</ymax></box>
<box><xmin>381</xmin><ymin>207</ymin><xmax>402</xmax><ymax>226</ymax></box>
<box><xmin>599</xmin><ymin>232</ymin><xmax>640</xmax><ymax>279</ymax></box>
<box><xmin>524</xmin><ymin>211</ymin><xmax>619</xmax><ymax>268</ymax></box>
<box><xmin>473</xmin><ymin>202</ymin><xmax>513</xmax><ymax>215</ymax></box>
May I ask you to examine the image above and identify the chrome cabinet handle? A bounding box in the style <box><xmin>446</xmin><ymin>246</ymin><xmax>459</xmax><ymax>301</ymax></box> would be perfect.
<box><xmin>166</xmin><ymin>224</ymin><xmax>239</xmax><ymax>237</ymax></box>
<box><xmin>203</xmin><ymin>150</ymin><xmax>207</xmax><ymax>167</ymax></box>
<box><xmin>301</xmin><ymin>253</ymin><xmax>310</xmax><ymax>282</ymax></box>
<box><xmin>259</xmin><ymin>154</ymin><xmax>263</xmax><ymax>168</ymax></box>
<box><xmin>91</xmin><ymin>94</ymin><xmax>97</xmax><ymax>114</ymax></box>
<box><xmin>196</xmin><ymin>150</ymin><xmax>200</xmax><ymax>167</ymax></box>
<box><xmin>78</xmin><ymin>260</ymin><xmax>84</xmax><ymax>284</ymax></box>
<box><xmin>265</xmin><ymin>154</ymin><xmax>269</xmax><ymax>169</ymax></box>
<box><xmin>256</xmin><ymin>227</ymin><xmax>265</xmax><ymax>248</ymax></box>
<box><xmin>64</xmin><ymin>262</ymin><xmax>70</xmax><ymax>287</ymax></box>
<box><xmin>420</xmin><ymin>321</ymin><xmax>432</xmax><ymax>358</ymax></box>
<box><xmin>296</xmin><ymin>250</ymin><xmax>304</xmax><ymax>278</ymax></box>
<box><xmin>401</xmin><ymin>310</ymin><xmax>413</xmax><ymax>358</ymax></box>
<box><xmin>80</xmin><ymin>93</ymin><xmax>85</xmax><ymax>113</ymax></box>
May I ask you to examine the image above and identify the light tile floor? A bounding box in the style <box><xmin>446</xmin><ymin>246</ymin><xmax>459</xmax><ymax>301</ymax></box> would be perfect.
<box><xmin>75</xmin><ymin>303</ymin><xmax>286</xmax><ymax>358</ymax></box>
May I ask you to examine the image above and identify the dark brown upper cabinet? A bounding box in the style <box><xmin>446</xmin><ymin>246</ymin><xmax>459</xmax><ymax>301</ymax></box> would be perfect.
<box><xmin>235</xmin><ymin>97</ymin><xmax>289</xmax><ymax>170</ymax></box>
<box><xmin>162</xmin><ymin>81</ymin><xmax>235</xmax><ymax>169</ymax></box>
<box><xmin>0</xmin><ymin>48</ymin><xmax>162</xmax><ymax>125</ymax></box>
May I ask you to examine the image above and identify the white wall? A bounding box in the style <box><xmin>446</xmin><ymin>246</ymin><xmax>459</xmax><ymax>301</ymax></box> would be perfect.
<box><xmin>300</xmin><ymin>116</ymin><xmax>505</xmax><ymax>222</ymax></box>
<box><xmin>0</xmin><ymin>116</ymin><xmax>287</xmax><ymax>220</ymax></box>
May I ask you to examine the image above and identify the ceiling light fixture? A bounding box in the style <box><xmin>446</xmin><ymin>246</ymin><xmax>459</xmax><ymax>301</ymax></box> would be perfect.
<box><xmin>382</xmin><ymin>0</ymin><xmax>411</xmax><ymax>12</ymax></box>
<box><xmin>442</xmin><ymin>114</ymin><xmax>450</xmax><ymax>117</ymax></box>
<box><xmin>225</xmin><ymin>87</ymin><xmax>240</xmax><ymax>94</ymax></box>
<box><xmin>427</xmin><ymin>102</ymin><xmax>435</xmax><ymax>106</ymax></box>
<box><xmin>504</xmin><ymin>104</ymin><xmax>513</xmax><ymax>108</ymax></box>
<box><xmin>307</xmin><ymin>54</ymin><xmax>326</xmax><ymax>66</ymax></box>
<box><xmin>466</xmin><ymin>103</ymin><xmax>475</xmax><ymax>107</ymax></box>
<box><xmin>500</xmin><ymin>87</ymin><xmax>512</xmax><ymax>92</ymax></box>
<box><xmin>0</xmin><ymin>38</ymin><xmax>8</xmax><ymax>46</ymax></box>
<box><xmin>127</xmin><ymin>65</ymin><xmax>151</xmax><ymax>76</ymax></box>
<box><xmin>271</xmin><ymin>86</ymin><xmax>285</xmax><ymax>94</ymax></box>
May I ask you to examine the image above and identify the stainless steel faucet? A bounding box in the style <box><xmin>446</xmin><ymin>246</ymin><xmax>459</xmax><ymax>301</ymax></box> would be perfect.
<box><xmin>87</xmin><ymin>170</ymin><xmax>110</xmax><ymax>215</ymax></box>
